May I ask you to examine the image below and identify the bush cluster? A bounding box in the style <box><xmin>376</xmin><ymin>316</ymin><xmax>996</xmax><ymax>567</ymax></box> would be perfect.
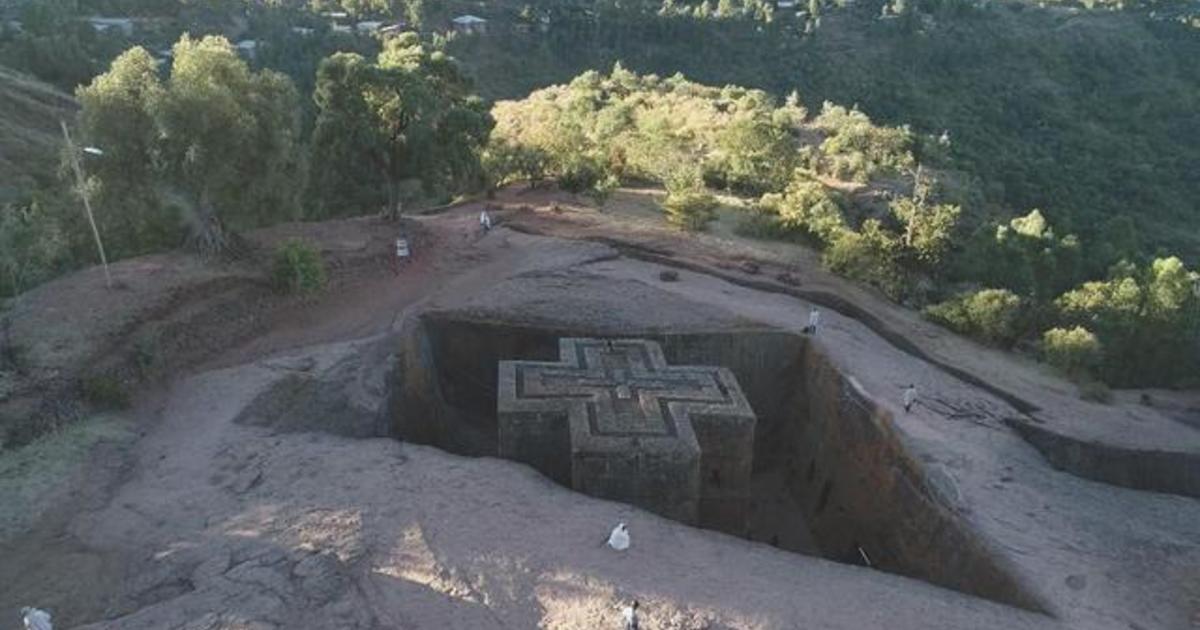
<box><xmin>271</xmin><ymin>239</ymin><xmax>327</xmax><ymax>295</ymax></box>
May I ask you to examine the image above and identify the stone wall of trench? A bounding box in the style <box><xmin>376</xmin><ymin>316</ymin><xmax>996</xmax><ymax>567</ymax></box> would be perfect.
<box><xmin>389</xmin><ymin>313</ymin><xmax>1047</xmax><ymax>612</ymax></box>
<box><xmin>789</xmin><ymin>343</ymin><xmax>1048</xmax><ymax>612</ymax></box>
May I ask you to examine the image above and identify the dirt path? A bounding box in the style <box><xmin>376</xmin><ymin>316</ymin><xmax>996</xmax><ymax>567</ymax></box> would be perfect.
<box><xmin>0</xmin><ymin>212</ymin><xmax>523</xmax><ymax>627</ymax></box>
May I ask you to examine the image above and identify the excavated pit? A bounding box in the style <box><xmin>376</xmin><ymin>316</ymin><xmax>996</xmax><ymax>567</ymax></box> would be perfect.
<box><xmin>391</xmin><ymin>312</ymin><xmax>1046</xmax><ymax>613</ymax></box>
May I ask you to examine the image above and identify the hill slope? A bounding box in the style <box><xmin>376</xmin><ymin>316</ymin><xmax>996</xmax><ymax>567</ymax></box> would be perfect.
<box><xmin>448</xmin><ymin>4</ymin><xmax>1200</xmax><ymax>261</ymax></box>
<box><xmin>0</xmin><ymin>65</ymin><xmax>77</xmax><ymax>200</ymax></box>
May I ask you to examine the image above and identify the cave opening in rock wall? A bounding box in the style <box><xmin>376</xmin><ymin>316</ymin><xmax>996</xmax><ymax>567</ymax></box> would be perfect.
<box><xmin>390</xmin><ymin>313</ymin><xmax>1047</xmax><ymax>614</ymax></box>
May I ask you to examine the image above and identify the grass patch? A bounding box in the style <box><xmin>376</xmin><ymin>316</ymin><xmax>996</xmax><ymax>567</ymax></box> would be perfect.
<box><xmin>81</xmin><ymin>373</ymin><xmax>130</xmax><ymax>410</ymax></box>
<box><xmin>0</xmin><ymin>415</ymin><xmax>133</xmax><ymax>541</ymax></box>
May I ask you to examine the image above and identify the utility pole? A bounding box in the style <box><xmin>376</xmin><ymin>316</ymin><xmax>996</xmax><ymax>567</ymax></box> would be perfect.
<box><xmin>61</xmin><ymin>120</ymin><xmax>113</xmax><ymax>289</ymax></box>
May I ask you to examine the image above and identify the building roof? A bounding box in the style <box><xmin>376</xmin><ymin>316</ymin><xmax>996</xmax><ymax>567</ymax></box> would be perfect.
<box><xmin>452</xmin><ymin>14</ymin><xmax>488</xmax><ymax>24</ymax></box>
<box><xmin>87</xmin><ymin>16</ymin><xmax>133</xmax><ymax>25</ymax></box>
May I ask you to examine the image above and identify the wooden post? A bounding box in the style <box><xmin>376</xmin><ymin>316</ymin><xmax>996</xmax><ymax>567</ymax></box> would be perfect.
<box><xmin>61</xmin><ymin>120</ymin><xmax>112</xmax><ymax>289</ymax></box>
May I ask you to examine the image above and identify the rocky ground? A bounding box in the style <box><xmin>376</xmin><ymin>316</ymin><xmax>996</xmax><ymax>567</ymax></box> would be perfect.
<box><xmin>0</xmin><ymin>189</ymin><xmax>1197</xmax><ymax>629</ymax></box>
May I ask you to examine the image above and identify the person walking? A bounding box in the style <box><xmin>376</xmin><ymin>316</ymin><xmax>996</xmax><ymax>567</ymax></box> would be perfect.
<box><xmin>903</xmin><ymin>384</ymin><xmax>917</xmax><ymax>413</ymax></box>
<box><xmin>804</xmin><ymin>308</ymin><xmax>820</xmax><ymax>335</ymax></box>
<box><xmin>21</xmin><ymin>607</ymin><xmax>52</xmax><ymax>630</ymax></box>
<box><xmin>606</xmin><ymin>522</ymin><xmax>630</xmax><ymax>551</ymax></box>
<box><xmin>480</xmin><ymin>209</ymin><xmax>493</xmax><ymax>233</ymax></box>
<box><xmin>621</xmin><ymin>600</ymin><xmax>640</xmax><ymax>630</ymax></box>
<box><xmin>393</xmin><ymin>236</ymin><xmax>410</xmax><ymax>275</ymax></box>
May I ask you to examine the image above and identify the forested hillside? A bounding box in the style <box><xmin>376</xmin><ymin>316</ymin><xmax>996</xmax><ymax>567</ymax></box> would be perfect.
<box><xmin>492</xmin><ymin>67</ymin><xmax>1199</xmax><ymax>388</ymax></box>
<box><xmin>1</xmin><ymin>0</ymin><xmax>1196</xmax><ymax>388</ymax></box>
<box><xmin>450</xmin><ymin>0</ymin><xmax>1200</xmax><ymax>261</ymax></box>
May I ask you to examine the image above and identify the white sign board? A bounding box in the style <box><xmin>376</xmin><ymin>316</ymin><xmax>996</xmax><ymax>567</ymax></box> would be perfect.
<box><xmin>395</xmin><ymin>238</ymin><xmax>410</xmax><ymax>259</ymax></box>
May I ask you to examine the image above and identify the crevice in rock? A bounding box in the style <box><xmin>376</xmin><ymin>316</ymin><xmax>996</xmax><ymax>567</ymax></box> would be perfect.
<box><xmin>390</xmin><ymin>313</ymin><xmax>1051</xmax><ymax>614</ymax></box>
<box><xmin>1005</xmin><ymin>417</ymin><xmax>1200</xmax><ymax>499</ymax></box>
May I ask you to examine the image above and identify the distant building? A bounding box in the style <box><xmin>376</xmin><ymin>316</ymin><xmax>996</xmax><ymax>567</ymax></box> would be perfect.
<box><xmin>291</xmin><ymin>26</ymin><xmax>315</xmax><ymax>36</ymax></box>
<box><xmin>235</xmin><ymin>39</ymin><xmax>258</xmax><ymax>60</ymax></box>
<box><xmin>87</xmin><ymin>17</ymin><xmax>134</xmax><ymax>36</ymax></box>
<box><xmin>356</xmin><ymin>20</ymin><xmax>384</xmax><ymax>33</ymax></box>
<box><xmin>379</xmin><ymin>20</ymin><xmax>410</xmax><ymax>36</ymax></box>
<box><xmin>323</xmin><ymin>10</ymin><xmax>352</xmax><ymax>33</ymax></box>
<box><xmin>153</xmin><ymin>47</ymin><xmax>173</xmax><ymax>68</ymax></box>
<box><xmin>451</xmin><ymin>14</ymin><xmax>488</xmax><ymax>34</ymax></box>
<box><xmin>776</xmin><ymin>0</ymin><xmax>798</xmax><ymax>9</ymax></box>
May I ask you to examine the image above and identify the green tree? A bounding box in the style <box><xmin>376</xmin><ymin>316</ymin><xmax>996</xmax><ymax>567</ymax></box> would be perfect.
<box><xmin>709</xmin><ymin>108</ymin><xmax>796</xmax><ymax>194</ymax></box>
<box><xmin>924</xmin><ymin>289</ymin><xmax>1024</xmax><ymax>347</ymax></box>
<box><xmin>77</xmin><ymin>36</ymin><xmax>304</xmax><ymax>256</ymax></box>
<box><xmin>661</xmin><ymin>167</ymin><xmax>718</xmax><ymax>231</ymax></box>
<box><xmin>311</xmin><ymin>34</ymin><xmax>493</xmax><ymax>220</ymax></box>
<box><xmin>156</xmin><ymin>36</ymin><xmax>303</xmax><ymax>254</ymax></box>
<box><xmin>812</xmin><ymin>103</ymin><xmax>914</xmax><ymax>183</ymax></box>
<box><xmin>823</xmin><ymin>220</ymin><xmax>905</xmax><ymax>298</ymax></box>
<box><xmin>959</xmin><ymin>210</ymin><xmax>1081</xmax><ymax>301</ymax></box>
<box><xmin>1041</xmin><ymin>326</ymin><xmax>1102</xmax><ymax>379</ymax></box>
<box><xmin>662</xmin><ymin>188</ymin><xmax>719</xmax><ymax>231</ymax></box>
<box><xmin>765</xmin><ymin>175</ymin><xmax>845</xmax><ymax>245</ymax></box>
<box><xmin>76</xmin><ymin>46</ymin><xmax>176</xmax><ymax>257</ymax></box>
<box><xmin>1055</xmin><ymin>257</ymin><xmax>1199</xmax><ymax>385</ymax></box>
<box><xmin>0</xmin><ymin>199</ymin><xmax>66</xmax><ymax>298</ymax></box>
<box><xmin>890</xmin><ymin>196</ymin><xmax>960</xmax><ymax>267</ymax></box>
<box><xmin>483</xmin><ymin>140</ymin><xmax>549</xmax><ymax>190</ymax></box>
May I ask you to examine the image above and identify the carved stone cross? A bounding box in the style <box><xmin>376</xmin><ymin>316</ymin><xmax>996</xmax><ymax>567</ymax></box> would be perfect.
<box><xmin>498</xmin><ymin>338</ymin><xmax>756</xmax><ymax>529</ymax></box>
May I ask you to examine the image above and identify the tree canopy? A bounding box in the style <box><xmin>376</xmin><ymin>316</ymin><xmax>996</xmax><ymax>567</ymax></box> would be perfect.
<box><xmin>77</xmin><ymin>35</ymin><xmax>303</xmax><ymax>255</ymax></box>
<box><xmin>309</xmin><ymin>33</ymin><xmax>492</xmax><ymax>219</ymax></box>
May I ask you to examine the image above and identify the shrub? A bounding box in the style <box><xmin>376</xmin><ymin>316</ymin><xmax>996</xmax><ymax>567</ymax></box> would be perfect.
<box><xmin>483</xmin><ymin>141</ymin><xmax>549</xmax><ymax>190</ymax></box>
<box><xmin>1</xmin><ymin>339</ymin><xmax>28</xmax><ymax>371</ymax></box>
<box><xmin>924</xmin><ymin>289</ymin><xmax>1024</xmax><ymax>347</ymax></box>
<box><xmin>81</xmin><ymin>374</ymin><xmax>130</xmax><ymax>410</ymax></box>
<box><xmin>762</xmin><ymin>178</ymin><xmax>846</xmax><ymax>246</ymax></box>
<box><xmin>890</xmin><ymin>197</ymin><xmax>961</xmax><ymax>267</ymax></box>
<box><xmin>661</xmin><ymin>188</ymin><xmax>719</xmax><ymax>231</ymax></box>
<box><xmin>133</xmin><ymin>332</ymin><xmax>159</xmax><ymax>376</ymax></box>
<box><xmin>271</xmin><ymin>239</ymin><xmax>327</xmax><ymax>295</ymax></box>
<box><xmin>1053</xmin><ymin>257</ymin><xmax>1200</xmax><ymax>386</ymax></box>
<box><xmin>587</xmin><ymin>173</ymin><xmax>621</xmax><ymax>206</ymax></box>
<box><xmin>735</xmin><ymin>208</ymin><xmax>788</xmax><ymax>239</ymax></box>
<box><xmin>557</xmin><ymin>158</ymin><xmax>604</xmax><ymax>194</ymax></box>
<box><xmin>1078</xmin><ymin>379</ymin><xmax>1112</xmax><ymax>404</ymax></box>
<box><xmin>823</xmin><ymin>221</ymin><xmax>905</xmax><ymax>299</ymax></box>
<box><xmin>1041</xmin><ymin>326</ymin><xmax>1102</xmax><ymax>378</ymax></box>
<box><xmin>812</xmin><ymin>102</ymin><xmax>915</xmax><ymax>183</ymax></box>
